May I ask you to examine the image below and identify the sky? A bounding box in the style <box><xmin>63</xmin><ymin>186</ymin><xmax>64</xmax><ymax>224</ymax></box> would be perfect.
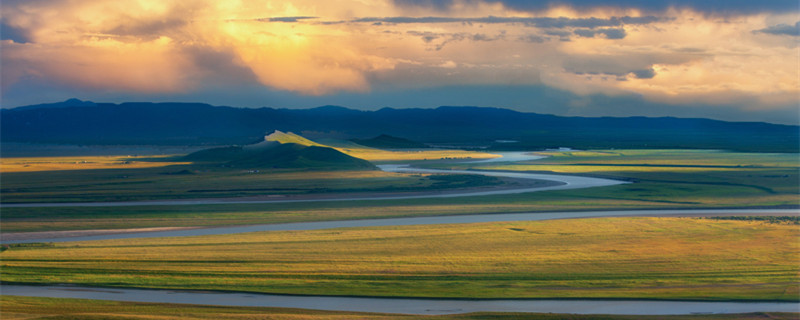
<box><xmin>2</xmin><ymin>0</ymin><xmax>799</xmax><ymax>124</ymax></box>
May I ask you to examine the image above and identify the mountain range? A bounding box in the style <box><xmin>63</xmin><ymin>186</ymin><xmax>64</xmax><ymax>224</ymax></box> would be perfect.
<box><xmin>2</xmin><ymin>99</ymin><xmax>797</xmax><ymax>152</ymax></box>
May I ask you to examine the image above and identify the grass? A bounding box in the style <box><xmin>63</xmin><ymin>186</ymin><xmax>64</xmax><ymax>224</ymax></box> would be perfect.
<box><xmin>0</xmin><ymin>165</ymin><xmax>504</xmax><ymax>204</ymax></box>
<box><xmin>0</xmin><ymin>155</ymin><xmax>187</xmax><ymax>173</ymax></box>
<box><xmin>264</xmin><ymin>130</ymin><xmax>327</xmax><ymax>147</ymax></box>
<box><xmin>1</xmin><ymin>149</ymin><xmax>796</xmax><ymax>233</ymax></box>
<box><xmin>339</xmin><ymin>147</ymin><xmax>498</xmax><ymax>162</ymax></box>
<box><xmin>3</xmin><ymin>296</ymin><xmax>796</xmax><ymax>320</ymax></box>
<box><xmin>0</xmin><ymin>141</ymin><xmax>502</xmax><ymax>204</ymax></box>
<box><xmin>3</xmin><ymin>172</ymin><xmax>796</xmax><ymax>233</ymax></box>
<box><xmin>320</xmin><ymin>138</ymin><xmax>499</xmax><ymax>162</ymax></box>
<box><xmin>2</xmin><ymin>217</ymin><xmax>797</xmax><ymax>301</ymax></box>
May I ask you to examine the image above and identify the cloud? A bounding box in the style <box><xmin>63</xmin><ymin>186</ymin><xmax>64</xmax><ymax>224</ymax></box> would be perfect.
<box><xmin>1</xmin><ymin>21</ymin><xmax>31</xmax><ymax>43</ymax></box>
<box><xmin>407</xmin><ymin>30</ymin><xmax>442</xmax><ymax>43</ymax></box>
<box><xmin>1</xmin><ymin>0</ymin><xmax>797</xmax><ymax>122</ymax></box>
<box><xmin>262</xmin><ymin>16</ymin><xmax>318</xmax><ymax>23</ymax></box>
<box><xmin>393</xmin><ymin>0</ymin><xmax>454</xmax><ymax>11</ymax></box>
<box><xmin>598</xmin><ymin>28</ymin><xmax>626</xmax><ymax>39</ymax></box>
<box><xmin>756</xmin><ymin>21</ymin><xmax>800</xmax><ymax>36</ymax></box>
<box><xmin>630</xmin><ymin>68</ymin><xmax>655</xmax><ymax>79</ymax></box>
<box><xmin>104</xmin><ymin>18</ymin><xmax>186</xmax><ymax>40</ymax></box>
<box><xmin>393</xmin><ymin>0</ymin><xmax>800</xmax><ymax>15</ymax></box>
<box><xmin>3</xmin><ymin>37</ymin><xmax>192</xmax><ymax>92</ymax></box>
<box><xmin>0</xmin><ymin>0</ymin><xmax>400</xmax><ymax>96</ymax></box>
<box><xmin>519</xmin><ymin>34</ymin><xmax>546</xmax><ymax>43</ymax></box>
<box><xmin>407</xmin><ymin>30</ymin><xmax>506</xmax><ymax>50</ymax></box>
<box><xmin>574</xmin><ymin>28</ymin><xmax>626</xmax><ymax>39</ymax></box>
<box><xmin>563</xmin><ymin>55</ymin><xmax>664</xmax><ymax>77</ymax></box>
<box><xmin>351</xmin><ymin>15</ymin><xmax>663</xmax><ymax>29</ymax></box>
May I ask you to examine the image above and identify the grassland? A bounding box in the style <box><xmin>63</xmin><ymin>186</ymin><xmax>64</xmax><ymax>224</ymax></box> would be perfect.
<box><xmin>2</xmin><ymin>149</ymin><xmax>796</xmax><ymax>233</ymax></box>
<box><xmin>325</xmin><ymin>139</ymin><xmax>499</xmax><ymax>162</ymax></box>
<box><xmin>2</xmin><ymin>217</ymin><xmax>797</xmax><ymax>301</ymax></box>
<box><xmin>433</xmin><ymin>149</ymin><xmax>799</xmax><ymax>174</ymax></box>
<box><xmin>0</xmin><ymin>163</ymin><xmax>503</xmax><ymax>204</ymax></box>
<box><xmin>4</xmin><ymin>296</ymin><xmax>796</xmax><ymax>320</ymax></box>
<box><xmin>0</xmin><ymin>155</ymin><xmax>188</xmax><ymax>173</ymax></box>
<box><xmin>0</xmin><ymin>142</ymin><xmax>501</xmax><ymax>204</ymax></box>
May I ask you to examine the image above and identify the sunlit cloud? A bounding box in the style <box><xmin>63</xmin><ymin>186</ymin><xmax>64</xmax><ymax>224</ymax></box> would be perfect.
<box><xmin>1</xmin><ymin>0</ymin><xmax>798</xmax><ymax>123</ymax></box>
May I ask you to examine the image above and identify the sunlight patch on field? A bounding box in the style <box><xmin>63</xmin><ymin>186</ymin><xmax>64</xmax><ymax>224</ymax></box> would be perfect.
<box><xmin>533</xmin><ymin>149</ymin><xmax>799</xmax><ymax>168</ymax></box>
<box><xmin>0</xmin><ymin>156</ymin><xmax>187</xmax><ymax>173</ymax></box>
<box><xmin>335</xmin><ymin>147</ymin><xmax>499</xmax><ymax>162</ymax></box>
<box><xmin>2</xmin><ymin>217</ymin><xmax>797</xmax><ymax>300</ymax></box>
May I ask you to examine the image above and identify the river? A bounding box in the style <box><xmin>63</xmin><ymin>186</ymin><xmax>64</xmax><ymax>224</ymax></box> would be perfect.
<box><xmin>3</xmin><ymin>285</ymin><xmax>797</xmax><ymax>315</ymax></box>
<box><xmin>2</xmin><ymin>152</ymin><xmax>625</xmax><ymax>208</ymax></box>
<box><xmin>4</xmin><ymin>208</ymin><xmax>797</xmax><ymax>244</ymax></box>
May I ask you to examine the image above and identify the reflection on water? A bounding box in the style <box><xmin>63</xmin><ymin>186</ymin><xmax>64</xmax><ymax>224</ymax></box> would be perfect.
<box><xmin>4</xmin><ymin>209</ymin><xmax>798</xmax><ymax>244</ymax></box>
<box><xmin>3</xmin><ymin>285</ymin><xmax>798</xmax><ymax>315</ymax></box>
<box><xmin>468</xmin><ymin>151</ymin><xmax>546</xmax><ymax>163</ymax></box>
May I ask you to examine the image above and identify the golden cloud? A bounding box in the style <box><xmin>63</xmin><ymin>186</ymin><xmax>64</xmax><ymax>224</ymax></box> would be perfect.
<box><xmin>2</xmin><ymin>0</ymin><xmax>797</xmax><ymax>108</ymax></box>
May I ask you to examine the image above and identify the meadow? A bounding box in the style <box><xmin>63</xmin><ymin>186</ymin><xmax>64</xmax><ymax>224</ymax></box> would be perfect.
<box><xmin>0</xmin><ymin>155</ymin><xmax>502</xmax><ymax>204</ymax></box>
<box><xmin>2</xmin><ymin>149</ymin><xmax>796</xmax><ymax>233</ymax></box>
<box><xmin>3</xmin><ymin>296</ymin><xmax>796</xmax><ymax>320</ymax></box>
<box><xmin>2</xmin><ymin>217</ymin><xmax>797</xmax><ymax>301</ymax></box>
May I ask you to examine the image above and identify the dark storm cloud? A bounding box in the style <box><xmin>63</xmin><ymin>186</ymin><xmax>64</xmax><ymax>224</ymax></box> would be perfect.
<box><xmin>407</xmin><ymin>30</ymin><xmax>441</xmax><ymax>43</ymax></box>
<box><xmin>1</xmin><ymin>21</ymin><xmax>31</xmax><ymax>43</ymax></box>
<box><xmin>351</xmin><ymin>16</ymin><xmax>663</xmax><ymax>28</ymax></box>
<box><xmin>544</xmin><ymin>30</ymin><xmax>571</xmax><ymax>37</ymax></box>
<box><xmin>393</xmin><ymin>0</ymin><xmax>799</xmax><ymax>15</ymax></box>
<box><xmin>574</xmin><ymin>28</ymin><xmax>626</xmax><ymax>39</ymax></box>
<box><xmin>263</xmin><ymin>16</ymin><xmax>318</xmax><ymax>23</ymax></box>
<box><xmin>630</xmin><ymin>68</ymin><xmax>656</xmax><ymax>79</ymax></box>
<box><xmin>564</xmin><ymin>57</ymin><xmax>659</xmax><ymax>79</ymax></box>
<box><xmin>756</xmin><ymin>21</ymin><xmax>800</xmax><ymax>36</ymax></box>
<box><xmin>408</xmin><ymin>30</ymin><xmax>506</xmax><ymax>50</ymax></box>
<box><xmin>600</xmin><ymin>28</ymin><xmax>626</xmax><ymax>39</ymax></box>
<box><xmin>393</xmin><ymin>0</ymin><xmax>454</xmax><ymax>10</ymax></box>
<box><xmin>519</xmin><ymin>34</ymin><xmax>546</xmax><ymax>43</ymax></box>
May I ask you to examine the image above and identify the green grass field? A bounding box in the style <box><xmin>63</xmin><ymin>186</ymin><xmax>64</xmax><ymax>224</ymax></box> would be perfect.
<box><xmin>2</xmin><ymin>149</ymin><xmax>796</xmax><ymax>233</ymax></box>
<box><xmin>0</xmin><ymin>165</ymin><xmax>503</xmax><ymax>204</ymax></box>
<box><xmin>3</xmin><ymin>296</ymin><xmax>796</xmax><ymax>320</ymax></box>
<box><xmin>0</xmin><ymin>142</ymin><xmax>501</xmax><ymax>204</ymax></box>
<box><xmin>3</xmin><ymin>217</ymin><xmax>797</xmax><ymax>301</ymax></box>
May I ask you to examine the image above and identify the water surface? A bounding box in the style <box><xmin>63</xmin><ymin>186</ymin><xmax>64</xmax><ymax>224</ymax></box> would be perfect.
<box><xmin>3</xmin><ymin>285</ymin><xmax>797</xmax><ymax>315</ymax></box>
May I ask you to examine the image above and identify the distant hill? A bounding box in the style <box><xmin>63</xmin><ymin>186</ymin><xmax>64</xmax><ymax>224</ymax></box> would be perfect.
<box><xmin>183</xmin><ymin>132</ymin><xmax>375</xmax><ymax>170</ymax></box>
<box><xmin>351</xmin><ymin>134</ymin><xmax>429</xmax><ymax>149</ymax></box>
<box><xmin>3</xmin><ymin>99</ymin><xmax>798</xmax><ymax>152</ymax></box>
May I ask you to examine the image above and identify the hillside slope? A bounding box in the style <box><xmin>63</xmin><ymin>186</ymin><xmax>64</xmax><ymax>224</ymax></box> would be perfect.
<box><xmin>264</xmin><ymin>130</ymin><xmax>326</xmax><ymax>147</ymax></box>
<box><xmin>183</xmin><ymin>132</ymin><xmax>375</xmax><ymax>170</ymax></box>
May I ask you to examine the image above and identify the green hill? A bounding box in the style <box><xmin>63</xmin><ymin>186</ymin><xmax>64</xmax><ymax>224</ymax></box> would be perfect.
<box><xmin>183</xmin><ymin>132</ymin><xmax>375</xmax><ymax>170</ymax></box>
<box><xmin>351</xmin><ymin>134</ymin><xmax>428</xmax><ymax>149</ymax></box>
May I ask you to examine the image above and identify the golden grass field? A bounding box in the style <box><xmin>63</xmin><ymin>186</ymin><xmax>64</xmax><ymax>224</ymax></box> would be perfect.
<box><xmin>0</xmin><ymin>155</ymin><xmax>188</xmax><ymax>173</ymax></box>
<box><xmin>3</xmin><ymin>217</ymin><xmax>797</xmax><ymax>301</ymax></box>
<box><xmin>338</xmin><ymin>147</ymin><xmax>498</xmax><ymax>162</ymax></box>
<box><xmin>0</xmin><ymin>149</ymin><xmax>497</xmax><ymax>173</ymax></box>
<box><xmin>442</xmin><ymin>149</ymin><xmax>800</xmax><ymax>173</ymax></box>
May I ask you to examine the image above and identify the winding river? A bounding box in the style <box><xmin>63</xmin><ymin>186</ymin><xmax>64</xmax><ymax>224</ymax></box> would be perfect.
<box><xmin>3</xmin><ymin>152</ymin><xmax>798</xmax><ymax>315</ymax></box>
<box><xmin>2</xmin><ymin>152</ymin><xmax>623</xmax><ymax>208</ymax></box>
<box><xmin>3</xmin><ymin>284</ymin><xmax>798</xmax><ymax>315</ymax></box>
